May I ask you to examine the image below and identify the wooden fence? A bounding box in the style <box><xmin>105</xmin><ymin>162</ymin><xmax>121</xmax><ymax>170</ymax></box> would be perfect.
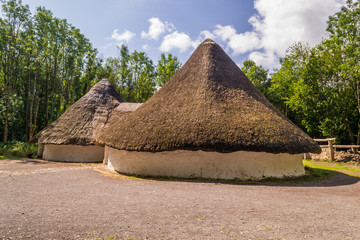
<box><xmin>313</xmin><ymin>138</ymin><xmax>360</xmax><ymax>161</ymax></box>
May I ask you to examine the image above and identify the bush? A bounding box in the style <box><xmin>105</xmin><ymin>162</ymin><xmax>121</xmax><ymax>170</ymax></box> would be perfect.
<box><xmin>0</xmin><ymin>141</ymin><xmax>38</xmax><ymax>159</ymax></box>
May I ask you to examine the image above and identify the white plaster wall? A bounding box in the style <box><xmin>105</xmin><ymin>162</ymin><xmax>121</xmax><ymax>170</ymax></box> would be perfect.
<box><xmin>107</xmin><ymin>147</ymin><xmax>305</xmax><ymax>180</ymax></box>
<box><xmin>43</xmin><ymin>144</ymin><xmax>104</xmax><ymax>163</ymax></box>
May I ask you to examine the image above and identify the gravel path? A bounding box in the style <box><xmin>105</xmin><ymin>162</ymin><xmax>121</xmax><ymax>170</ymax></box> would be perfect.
<box><xmin>0</xmin><ymin>158</ymin><xmax>359</xmax><ymax>240</ymax></box>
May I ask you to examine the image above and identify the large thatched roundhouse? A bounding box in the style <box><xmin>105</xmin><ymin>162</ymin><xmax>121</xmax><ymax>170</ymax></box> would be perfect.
<box><xmin>32</xmin><ymin>79</ymin><xmax>124</xmax><ymax>162</ymax></box>
<box><xmin>96</xmin><ymin>39</ymin><xmax>321</xmax><ymax>180</ymax></box>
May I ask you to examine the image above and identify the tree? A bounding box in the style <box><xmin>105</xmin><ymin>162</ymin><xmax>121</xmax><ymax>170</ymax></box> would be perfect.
<box><xmin>241</xmin><ymin>59</ymin><xmax>269</xmax><ymax>97</ymax></box>
<box><xmin>326</xmin><ymin>0</ymin><xmax>360</xmax><ymax>143</ymax></box>
<box><xmin>103</xmin><ymin>46</ymin><xmax>181</xmax><ymax>103</ymax></box>
<box><xmin>0</xmin><ymin>0</ymin><xmax>182</xmax><ymax>142</ymax></box>
<box><xmin>270</xmin><ymin>42</ymin><xmax>311</xmax><ymax>120</ymax></box>
<box><xmin>156</xmin><ymin>53</ymin><xmax>181</xmax><ymax>87</ymax></box>
<box><xmin>0</xmin><ymin>0</ymin><xmax>30</xmax><ymax>141</ymax></box>
<box><xmin>269</xmin><ymin>3</ymin><xmax>360</xmax><ymax>144</ymax></box>
<box><xmin>0</xmin><ymin>0</ymin><xmax>101</xmax><ymax>142</ymax></box>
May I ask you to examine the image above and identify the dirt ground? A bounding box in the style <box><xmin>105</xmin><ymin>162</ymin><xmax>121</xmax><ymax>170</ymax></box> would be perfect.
<box><xmin>0</xmin><ymin>158</ymin><xmax>360</xmax><ymax>240</ymax></box>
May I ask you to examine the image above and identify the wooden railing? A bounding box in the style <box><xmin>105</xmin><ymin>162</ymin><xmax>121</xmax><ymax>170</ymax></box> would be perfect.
<box><xmin>313</xmin><ymin>138</ymin><xmax>336</xmax><ymax>161</ymax></box>
<box><xmin>313</xmin><ymin>138</ymin><xmax>359</xmax><ymax>161</ymax></box>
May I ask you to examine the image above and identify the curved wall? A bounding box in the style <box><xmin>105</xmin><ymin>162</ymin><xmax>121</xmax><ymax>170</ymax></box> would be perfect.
<box><xmin>43</xmin><ymin>144</ymin><xmax>104</xmax><ymax>163</ymax></box>
<box><xmin>106</xmin><ymin>147</ymin><xmax>304</xmax><ymax>180</ymax></box>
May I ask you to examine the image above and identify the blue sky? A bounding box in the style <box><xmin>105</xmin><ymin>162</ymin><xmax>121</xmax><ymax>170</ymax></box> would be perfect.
<box><xmin>21</xmin><ymin>0</ymin><xmax>345</xmax><ymax>69</ymax></box>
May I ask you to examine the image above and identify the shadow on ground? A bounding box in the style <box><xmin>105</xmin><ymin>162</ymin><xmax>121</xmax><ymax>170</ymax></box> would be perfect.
<box><xmin>2</xmin><ymin>158</ymin><xmax>359</xmax><ymax>188</ymax></box>
<box><xmin>0</xmin><ymin>158</ymin><xmax>47</xmax><ymax>165</ymax></box>
<box><xmin>110</xmin><ymin>168</ymin><xmax>359</xmax><ymax>188</ymax></box>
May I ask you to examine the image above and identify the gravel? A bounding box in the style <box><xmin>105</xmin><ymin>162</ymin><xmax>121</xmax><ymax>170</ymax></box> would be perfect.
<box><xmin>1</xmin><ymin>158</ymin><xmax>359</xmax><ymax>240</ymax></box>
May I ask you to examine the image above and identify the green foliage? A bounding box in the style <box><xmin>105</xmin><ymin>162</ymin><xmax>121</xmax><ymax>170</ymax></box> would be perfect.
<box><xmin>240</xmin><ymin>1</ymin><xmax>360</xmax><ymax>145</ymax></box>
<box><xmin>0</xmin><ymin>0</ymin><xmax>104</xmax><ymax>142</ymax></box>
<box><xmin>104</xmin><ymin>44</ymin><xmax>156</xmax><ymax>103</ymax></box>
<box><xmin>241</xmin><ymin>59</ymin><xmax>269</xmax><ymax>96</ymax></box>
<box><xmin>0</xmin><ymin>140</ymin><xmax>37</xmax><ymax>158</ymax></box>
<box><xmin>269</xmin><ymin>0</ymin><xmax>360</xmax><ymax>144</ymax></box>
<box><xmin>0</xmin><ymin>1</ymin><xmax>181</xmax><ymax>142</ymax></box>
<box><xmin>104</xmin><ymin>45</ymin><xmax>181</xmax><ymax>103</ymax></box>
<box><xmin>156</xmin><ymin>53</ymin><xmax>181</xmax><ymax>87</ymax></box>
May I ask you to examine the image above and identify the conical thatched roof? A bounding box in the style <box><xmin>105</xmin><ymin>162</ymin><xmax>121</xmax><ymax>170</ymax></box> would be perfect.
<box><xmin>32</xmin><ymin>79</ymin><xmax>124</xmax><ymax>145</ymax></box>
<box><xmin>96</xmin><ymin>39</ymin><xmax>321</xmax><ymax>154</ymax></box>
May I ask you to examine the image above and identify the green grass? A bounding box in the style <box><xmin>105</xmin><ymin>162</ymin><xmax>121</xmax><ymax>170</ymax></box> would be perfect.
<box><xmin>0</xmin><ymin>141</ymin><xmax>38</xmax><ymax>159</ymax></box>
<box><xmin>264</xmin><ymin>225</ymin><xmax>273</xmax><ymax>231</ymax></box>
<box><xmin>303</xmin><ymin>160</ymin><xmax>360</xmax><ymax>173</ymax></box>
<box><xmin>254</xmin><ymin>165</ymin><xmax>334</xmax><ymax>183</ymax></box>
<box><xmin>303</xmin><ymin>159</ymin><xmax>360</xmax><ymax>177</ymax></box>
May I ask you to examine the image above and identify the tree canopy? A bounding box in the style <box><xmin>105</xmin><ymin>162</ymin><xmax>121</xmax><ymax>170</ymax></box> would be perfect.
<box><xmin>246</xmin><ymin>0</ymin><xmax>360</xmax><ymax>145</ymax></box>
<box><xmin>0</xmin><ymin>0</ymin><xmax>181</xmax><ymax>142</ymax></box>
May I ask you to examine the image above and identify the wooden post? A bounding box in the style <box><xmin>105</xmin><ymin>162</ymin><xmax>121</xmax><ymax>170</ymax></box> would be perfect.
<box><xmin>328</xmin><ymin>139</ymin><xmax>334</xmax><ymax>162</ymax></box>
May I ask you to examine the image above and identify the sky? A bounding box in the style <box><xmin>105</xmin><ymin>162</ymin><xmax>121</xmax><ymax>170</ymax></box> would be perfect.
<box><xmin>20</xmin><ymin>0</ymin><xmax>345</xmax><ymax>69</ymax></box>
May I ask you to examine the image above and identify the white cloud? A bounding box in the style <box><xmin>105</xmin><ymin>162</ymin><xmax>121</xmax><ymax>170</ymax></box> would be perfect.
<box><xmin>248</xmin><ymin>51</ymin><xmax>277</xmax><ymax>68</ymax></box>
<box><xmin>111</xmin><ymin>29</ymin><xmax>136</xmax><ymax>42</ymax></box>
<box><xmin>201</xmin><ymin>0</ymin><xmax>344</xmax><ymax>68</ymax></box>
<box><xmin>247</xmin><ymin>0</ymin><xmax>344</xmax><ymax>67</ymax></box>
<box><xmin>142</xmin><ymin>44</ymin><xmax>150</xmax><ymax>51</ymax></box>
<box><xmin>212</xmin><ymin>24</ymin><xmax>261</xmax><ymax>55</ymax></box>
<box><xmin>159</xmin><ymin>31</ymin><xmax>198</xmax><ymax>53</ymax></box>
<box><xmin>199</xmin><ymin>30</ymin><xmax>215</xmax><ymax>40</ymax></box>
<box><xmin>224</xmin><ymin>29</ymin><xmax>261</xmax><ymax>55</ymax></box>
<box><xmin>213</xmin><ymin>25</ymin><xmax>236</xmax><ymax>41</ymax></box>
<box><xmin>141</xmin><ymin>17</ymin><xmax>175</xmax><ymax>40</ymax></box>
<box><xmin>250</xmin><ymin>0</ymin><xmax>344</xmax><ymax>57</ymax></box>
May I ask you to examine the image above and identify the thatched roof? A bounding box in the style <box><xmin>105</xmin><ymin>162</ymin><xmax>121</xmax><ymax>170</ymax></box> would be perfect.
<box><xmin>93</xmin><ymin>102</ymin><xmax>142</xmax><ymax>147</ymax></box>
<box><xmin>111</xmin><ymin>102</ymin><xmax>143</xmax><ymax>114</ymax></box>
<box><xmin>96</xmin><ymin>39</ymin><xmax>321</xmax><ymax>154</ymax></box>
<box><xmin>31</xmin><ymin>79</ymin><xmax>124</xmax><ymax>145</ymax></box>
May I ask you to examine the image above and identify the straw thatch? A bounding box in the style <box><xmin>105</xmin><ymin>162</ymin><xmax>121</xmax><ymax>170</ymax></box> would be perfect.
<box><xmin>105</xmin><ymin>102</ymin><xmax>142</xmax><ymax>125</ymax></box>
<box><xmin>93</xmin><ymin>102</ymin><xmax>142</xmax><ymax>147</ymax></box>
<box><xmin>31</xmin><ymin>79</ymin><xmax>124</xmax><ymax>145</ymax></box>
<box><xmin>96</xmin><ymin>39</ymin><xmax>321</xmax><ymax>154</ymax></box>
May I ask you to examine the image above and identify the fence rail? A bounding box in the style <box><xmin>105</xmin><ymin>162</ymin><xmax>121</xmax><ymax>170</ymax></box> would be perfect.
<box><xmin>312</xmin><ymin>138</ymin><xmax>359</xmax><ymax>161</ymax></box>
<box><xmin>333</xmin><ymin>145</ymin><xmax>360</xmax><ymax>148</ymax></box>
<box><xmin>313</xmin><ymin>138</ymin><xmax>336</xmax><ymax>161</ymax></box>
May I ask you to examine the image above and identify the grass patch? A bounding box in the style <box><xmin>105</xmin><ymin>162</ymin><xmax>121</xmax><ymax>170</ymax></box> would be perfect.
<box><xmin>303</xmin><ymin>160</ymin><xmax>360</xmax><ymax>173</ymax></box>
<box><xmin>303</xmin><ymin>159</ymin><xmax>360</xmax><ymax>177</ymax></box>
<box><xmin>0</xmin><ymin>141</ymin><xmax>38</xmax><ymax>159</ymax></box>
<box><xmin>253</xmin><ymin>165</ymin><xmax>333</xmax><ymax>184</ymax></box>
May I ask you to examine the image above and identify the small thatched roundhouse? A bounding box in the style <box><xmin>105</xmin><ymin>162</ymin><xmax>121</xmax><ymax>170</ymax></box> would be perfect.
<box><xmin>96</xmin><ymin>39</ymin><xmax>321</xmax><ymax>180</ymax></box>
<box><xmin>32</xmin><ymin>79</ymin><xmax>124</xmax><ymax>162</ymax></box>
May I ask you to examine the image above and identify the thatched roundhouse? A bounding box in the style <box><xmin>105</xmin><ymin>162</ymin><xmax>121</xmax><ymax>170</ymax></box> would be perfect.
<box><xmin>32</xmin><ymin>79</ymin><xmax>124</xmax><ymax>162</ymax></box>
<box><xmin>96</xmin><ymin>39</ymin><xmax>321</xmax><ymax>180</ymax></box>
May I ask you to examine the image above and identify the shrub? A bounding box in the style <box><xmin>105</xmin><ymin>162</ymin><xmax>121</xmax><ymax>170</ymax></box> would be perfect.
<box><xmin>0</xmin><ymin>141</ymin><xmax>38</xmax><ymax>159</ymax></box>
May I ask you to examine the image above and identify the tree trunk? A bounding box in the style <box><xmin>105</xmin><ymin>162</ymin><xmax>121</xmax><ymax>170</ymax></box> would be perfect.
<box><xmin>344</xmin><ymin>117</ymin><xmax>355</xmax><ymax>145</ymax></box>
<box><xmin>30</xmin><ymin>96</ymin><xmax>40</xmax><ymax>140</ymax></box>
<box><xmin>3</xmin><ymin>105</ymin><xmax>9</xmax><ymax>142</ymax></box>
<box><xmin>3</xmin><ymin>84</ymin><xmax>11</xmax><ymax>142</ymax></box>
<box><xmin>357</xmin><ymin>75</ymin><xmax>360</xmax><ymax>145</ymax></box>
